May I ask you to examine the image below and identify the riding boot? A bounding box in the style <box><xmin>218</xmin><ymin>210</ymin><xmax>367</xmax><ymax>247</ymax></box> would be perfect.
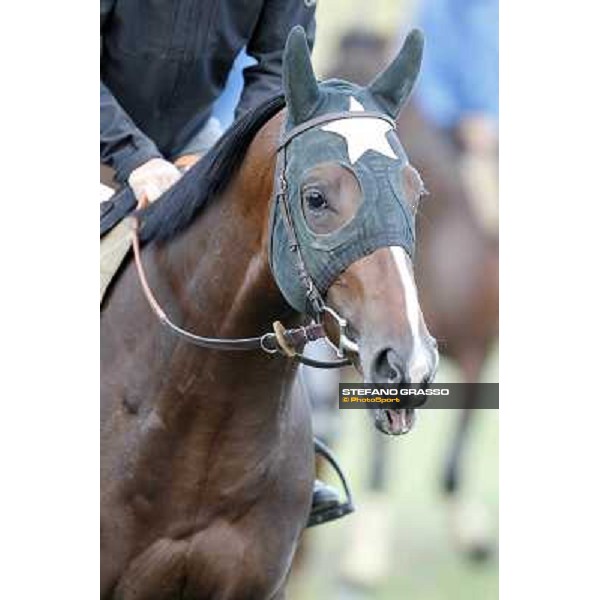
<box><xmin>307</xmin><ymin>438</ymin><xmax>355</xmax><ymax>527</ymax></box>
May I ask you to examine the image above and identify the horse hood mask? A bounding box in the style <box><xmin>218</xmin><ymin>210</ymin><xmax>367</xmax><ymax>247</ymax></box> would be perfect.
<box><xmin>269</xmin><ymin>27</ymin><xmax>424</xmax><ymax>315</ymax></box>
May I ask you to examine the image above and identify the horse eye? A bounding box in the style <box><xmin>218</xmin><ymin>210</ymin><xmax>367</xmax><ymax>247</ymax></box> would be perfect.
<box><xmin>304</xmin><ymin>189</ymin><xmax>327</xmax><ymax>211</ymax></box>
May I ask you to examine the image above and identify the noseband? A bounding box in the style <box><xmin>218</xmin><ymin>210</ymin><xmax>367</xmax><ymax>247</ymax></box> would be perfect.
<box><xmin>130</xmin><ymin>109</ymin><xmax>398</xmax><ymax>368</ymax></box>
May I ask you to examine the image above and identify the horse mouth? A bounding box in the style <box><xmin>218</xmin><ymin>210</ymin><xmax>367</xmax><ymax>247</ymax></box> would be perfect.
<box><xmin>375</xmin><ymin>407</ymin><xmax>416</xmax><ymax>436</ymax></box>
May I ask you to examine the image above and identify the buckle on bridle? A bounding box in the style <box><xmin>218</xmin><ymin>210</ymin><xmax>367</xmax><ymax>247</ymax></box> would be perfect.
<box><xmin>320</xmin><ymin>305</ymin><xmax>359</xmax><ymax>358</ymax></box>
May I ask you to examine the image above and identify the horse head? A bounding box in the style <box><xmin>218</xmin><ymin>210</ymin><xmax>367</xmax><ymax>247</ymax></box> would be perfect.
<box><xmin>270</xmin><ymin>27</ymin><xmax>438</xmax><ymax>434</ymax></box>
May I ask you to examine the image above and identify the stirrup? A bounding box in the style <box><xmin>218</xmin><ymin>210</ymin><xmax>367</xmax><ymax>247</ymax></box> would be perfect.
<box><xmin>307</xmin><ymin>438</ymin><xmax>355</xmax><ymax>527</ymax></box>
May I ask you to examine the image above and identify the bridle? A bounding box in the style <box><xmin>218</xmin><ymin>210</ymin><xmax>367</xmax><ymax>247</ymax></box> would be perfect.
<box><xmin>130</xmin><ymin>108</ymin><xmax>396</xmax><ymax>369</ymax></box>
<box><xmin>131</xmin><ymin>224</ymin><xmax>349</xmax><ymax>368</ymax></box>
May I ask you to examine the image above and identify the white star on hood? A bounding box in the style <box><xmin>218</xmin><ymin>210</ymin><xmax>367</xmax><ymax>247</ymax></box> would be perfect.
<box><xmin>321</xmin><ymin>97</ymin><xmax>398</xmax><ymax>164</ymax></box>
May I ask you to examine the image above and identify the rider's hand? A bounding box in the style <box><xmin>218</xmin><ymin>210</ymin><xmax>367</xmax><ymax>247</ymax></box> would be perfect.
<box><xmin>457</xmin><ymin>116</ymin><xmax>498</xmax><ymax>156</ymax></box>
<box><xmin>174</xmin><ymin>153</ymin><xmax>203</xmax><ymax>173</ymax></box>
<box><xmin>128</xmin><ymin>157</ymin><xmax>182</xmax><ymax>207</ymax></box>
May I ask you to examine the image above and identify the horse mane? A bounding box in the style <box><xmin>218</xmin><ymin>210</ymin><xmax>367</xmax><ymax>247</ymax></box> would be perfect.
<box><xmin>139</xmin><ymin>93</ymin><xmax>286</xmax><ymax>242</ymax></box>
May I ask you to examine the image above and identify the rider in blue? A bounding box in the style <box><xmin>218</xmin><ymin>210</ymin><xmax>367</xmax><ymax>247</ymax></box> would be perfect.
<box><xmin>414</xmin><ymin>0</ymin><xmax>498</xmax><ymax>232</ymax></box>
<box><xmin>415</xmin><ymin>0</ymin><xmax>498</xmax><ymax>150</ymax></box>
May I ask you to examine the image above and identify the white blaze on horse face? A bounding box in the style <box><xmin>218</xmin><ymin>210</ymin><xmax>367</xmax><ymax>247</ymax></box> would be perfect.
<box><xmin>390</xmin><ymin>246</ymin><xmax>431</xmax><ymax>383</ymax></box>
<box><xmin>321</xmin><ymin>97</ymin><xmax>398</xmax><ymax>164</ymax></box>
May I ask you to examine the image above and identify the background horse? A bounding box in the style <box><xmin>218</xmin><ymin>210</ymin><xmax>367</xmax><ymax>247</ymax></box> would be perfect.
<box><xmin>101</xmin><ymin>28</ymin><xmax>436</xmax><ymax>599</ymax></box>
<box><xmin>308</xmin><ymin>30</ymin><xmax>499</xmax><ymax>579</ymax></box>
<box><xmin>399</xmin><ymin>103</ymin><xmax>498</xmax><ymax>560</ymax></box>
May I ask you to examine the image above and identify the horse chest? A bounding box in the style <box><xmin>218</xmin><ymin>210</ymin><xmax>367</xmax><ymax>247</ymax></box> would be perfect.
<box><xmin>113</xmin><ymin>515</ymin><xmax>299</xmax><ymax>600</ymax></box>
<box><xmin>111</xmin><ymin>456</ymin><xmax>310</xmax><ymax>600</ymax></box>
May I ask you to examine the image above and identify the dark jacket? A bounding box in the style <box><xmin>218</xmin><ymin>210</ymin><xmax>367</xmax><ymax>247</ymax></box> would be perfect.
<box><xmin>101</xmin><ymin>0</ymin><xmax>316</xmax><ymax>182</ymax></box>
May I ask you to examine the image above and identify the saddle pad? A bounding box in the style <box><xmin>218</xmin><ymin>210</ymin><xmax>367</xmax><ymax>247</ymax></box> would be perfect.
<box><xmin>101</xmin><ymin>186</ymin><xmax>137</xmax><ymax>238</ymax></box>
<box><xmin>100</xmin><ymin>218</ymin><xmax>134</xmax><ymax>305</ymax></box>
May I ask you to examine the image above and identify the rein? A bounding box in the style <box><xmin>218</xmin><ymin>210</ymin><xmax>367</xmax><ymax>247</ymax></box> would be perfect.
<box><xmin>130</xmin><ymin>222</ymin><xmax>349</xmax><ymax>368</ymax></box>
<box><xmin>129</xmin><ymin>109</ymin><xmax>394</xmax><ymax>369</ymax></box>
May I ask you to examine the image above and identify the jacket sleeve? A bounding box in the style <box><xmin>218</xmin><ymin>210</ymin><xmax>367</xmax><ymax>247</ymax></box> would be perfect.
<box><xmin>100</xmin><ymin>0</ymin><xmax>162</xmax><ymax>182</ymax></box>
<box><xmin>235</xmin><ymin>0</ymin><xmax>316</xmax><ymax>117</ymax></box>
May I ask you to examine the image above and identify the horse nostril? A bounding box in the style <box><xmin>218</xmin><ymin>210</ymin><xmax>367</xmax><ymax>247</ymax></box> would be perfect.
<box><xmin>372</xmin><ymin>348</ymin><xmax>403</xmax><ymax>383</ymax></box>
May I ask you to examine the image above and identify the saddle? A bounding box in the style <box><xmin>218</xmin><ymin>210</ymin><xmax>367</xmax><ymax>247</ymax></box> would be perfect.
<box><xmin>100</xmin><ymin>186</ymin><xmax>137</xmax><ymax>304</ymax></box>
<box><xmin>101</xmin><ymin>186</ymin><xmax>137</xmax><ymax>237</ymax></box>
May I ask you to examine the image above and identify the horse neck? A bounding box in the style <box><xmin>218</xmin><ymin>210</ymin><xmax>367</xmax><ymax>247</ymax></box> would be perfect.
<box><xmin>140</xmin><ymin>110</ymin><xmax>301</xmax><ymax>421</ymax></box>
<box><xmin>165</xmin><ymin>110</ymin><xmax>290</xmax><ymax>329</ymax></box>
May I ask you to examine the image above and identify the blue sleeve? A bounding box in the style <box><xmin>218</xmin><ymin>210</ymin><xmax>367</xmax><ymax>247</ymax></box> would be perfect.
<box><xmin>456</xmin><ymin>0</ymin><xmax>499</xmax><ymax>121</ymax></box>
<box><xmin>415</xmin><ymin>0</ymin><xmax>498</xmax><ymax>128</ymax></box>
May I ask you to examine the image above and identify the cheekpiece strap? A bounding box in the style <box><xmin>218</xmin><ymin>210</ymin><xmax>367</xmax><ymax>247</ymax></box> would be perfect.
<box><xmin>275</xmin><ymin>141</ymin><xmax>326</xmax><ymax>317</ymax></box>
<box><xmin>272</xmin><ymin>109</ymin><xmax>396</xmax><ymax>319</ymax></box>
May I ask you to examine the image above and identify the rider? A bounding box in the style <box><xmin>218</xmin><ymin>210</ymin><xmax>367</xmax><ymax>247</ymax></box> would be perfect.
<box><xmin>414</xmin><ymin>0</ymin><xmax>499</xmax><ymax>234</ymax></box>
<box><xmin>101</xmin><ymin>0</ymin><xmax>347</xmax><ymax>525</ymax></box>
<box><xmin>101</xmin><ymin>0</ymin><xmax>316</xmax><ymax>201</ymax></box>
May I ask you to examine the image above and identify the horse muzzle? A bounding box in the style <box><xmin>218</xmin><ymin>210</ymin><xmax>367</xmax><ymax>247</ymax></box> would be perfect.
<box><xmin>373</xmin><ymin>407</ymin><xmax>417</xmax><ymax>436</ymax></box>
<box><xmin>363</xmin><ymin>338</ymin><xmax>439</xmax><ymax>436</ymax></box>
<box><xmin>368</xmin><ymin>342</ymin><xmax>439</xmax><ymax>385</ymax></box>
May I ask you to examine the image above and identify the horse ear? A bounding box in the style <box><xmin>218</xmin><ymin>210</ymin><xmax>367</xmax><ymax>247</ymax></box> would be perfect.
<box><xmin>367</xmin><ymin>29</ymin><xmax>424</xmax><ymax>117</ymax></box>
<box><xmin>283</xmin><ymin>26</ymin><xmax>321</xmax><ymax>124</ymax></box>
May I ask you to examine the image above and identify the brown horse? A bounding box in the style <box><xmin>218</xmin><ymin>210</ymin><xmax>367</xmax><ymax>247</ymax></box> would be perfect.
<box><xmin>101</xmin><ymin>28</ymin><xmax>437</xmax><ymax>599</ymax></box>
